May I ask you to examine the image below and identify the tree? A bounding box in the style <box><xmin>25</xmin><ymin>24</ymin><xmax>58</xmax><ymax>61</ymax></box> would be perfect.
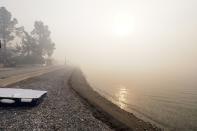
<box><xmin>21</xmin><ymin>30</ymin><xmax>36</xmax><ymax>56</ymax></box>
<box><xmin>31</xmin><ymin>21</ymin><xmax>55</xmax><ymax>63</ymax></box>
<box><xmin>0</xmin><ymin>8</ymin><xmax>56</xmax><ymax>66</ymax></box>
<box><xmin>20</xmin><ymin>29</ymin><xmax>43</xmax><ymax>64</ymax></box>
<box><xmin>45</xmin><ymin>40</ymin><xmax>55</xmax><ymax>58</ymax></box>
<box><xmin>0</xmin><ymin>7</ymin><xmax>18</xmax><ymax>65</ymax></box>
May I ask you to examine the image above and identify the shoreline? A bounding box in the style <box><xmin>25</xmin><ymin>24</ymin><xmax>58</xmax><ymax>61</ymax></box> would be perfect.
<box><xmin>68</xmin><ymin>68</ymin><xmax>162</xmax><ymax>131</ymax></box>
<box><xmin>0</xmin><ymin>69</ymin><xmax>113</xmax><ymax>130</ymax></box>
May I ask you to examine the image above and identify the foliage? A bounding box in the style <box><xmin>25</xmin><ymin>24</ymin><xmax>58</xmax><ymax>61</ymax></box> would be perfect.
<box><xmin>0</xmin><ymin>7</ymin><xmax>56</xmax><ymax>66</ymax></box>
<box><xmin>31</xmin><ymin>21</ymin><xmax>55</xmax><ymax>58</ymax></box>
<box><xmin>0</xmin><ymin>7</ymin><xmax>18</xmax><ymax>64</ymax></box>
<box><xmin>0</xmin><ymin>7</ymin><xmax>17</xmax><ymax>41</ymax></box>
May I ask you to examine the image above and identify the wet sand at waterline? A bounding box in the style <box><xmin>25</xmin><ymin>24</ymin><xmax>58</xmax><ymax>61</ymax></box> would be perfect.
<box><xmin>83</xmin><ymin>68</ymin><xmax>197</xmax><ymax>131</ymax></box>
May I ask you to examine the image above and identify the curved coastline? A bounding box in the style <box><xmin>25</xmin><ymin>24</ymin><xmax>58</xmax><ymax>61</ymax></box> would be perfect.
<box><xmin>68</xmin><ymin>68</ymin><xmax>163</xmax><ymax>131</ymax></box>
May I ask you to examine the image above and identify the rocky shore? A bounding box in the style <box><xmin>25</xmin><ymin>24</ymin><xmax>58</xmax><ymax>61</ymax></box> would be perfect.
<box><xmin>0</xmin><ymin>67</ymin><xmax>162</xmax><ymax>131</ymax></box>
<box><xmin>0</xmin><ymin>67</ymin><xmax>112</xmax><ymax>131</ymax></box>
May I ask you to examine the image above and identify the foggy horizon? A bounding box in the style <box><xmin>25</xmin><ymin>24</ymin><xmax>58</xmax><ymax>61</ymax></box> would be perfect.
<box><xmin>1</xmin><ymin>0</ymin><xmax>197</xmax><ymax>130</ymax></box>
<box><xmin>1</xmin><ymin>0</ymin><xmax>197</xmax><ymax>73</ymax></box>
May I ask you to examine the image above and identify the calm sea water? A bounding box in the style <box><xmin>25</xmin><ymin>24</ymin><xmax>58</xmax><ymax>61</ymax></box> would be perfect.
<box><xmin>83</xmin><ymin>68</ymin><xmax>197</xmax><ymax>131</ymax></box>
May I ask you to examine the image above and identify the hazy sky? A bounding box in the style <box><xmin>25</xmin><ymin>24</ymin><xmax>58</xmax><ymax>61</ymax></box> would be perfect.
<box><xmin>1</xmin><ymin>0</ymin><xmax>197</xmax><ymax>71</ymax></box>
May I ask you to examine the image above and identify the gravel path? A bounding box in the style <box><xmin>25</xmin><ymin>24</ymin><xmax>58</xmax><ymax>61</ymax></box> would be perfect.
<box><xmin>0</xmin><ymin>67</ymin><xmax>113</xmax><ymax>131</ymax></box>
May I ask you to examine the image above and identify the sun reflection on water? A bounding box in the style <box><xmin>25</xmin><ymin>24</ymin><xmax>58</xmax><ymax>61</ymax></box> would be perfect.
<box><xmin>115</xmin><ymin>85</ymin><xmax>128</xmax><ymax>109</ymax></box>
